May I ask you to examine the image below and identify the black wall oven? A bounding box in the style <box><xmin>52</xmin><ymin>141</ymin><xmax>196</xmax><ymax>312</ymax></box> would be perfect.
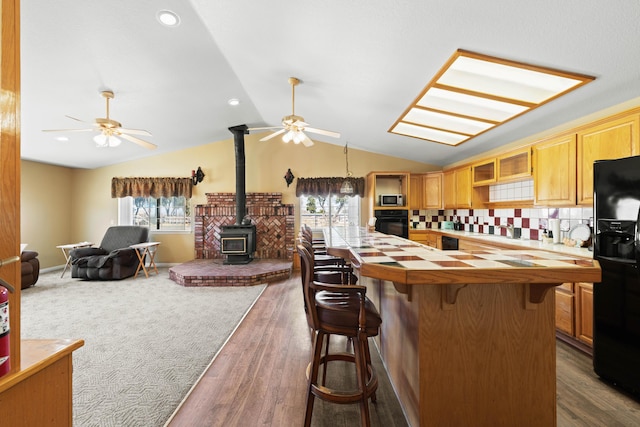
<box><xmin>374</xmin><ymin>209</ymin><xmax>409</xmax><ymax>239</ymax></box>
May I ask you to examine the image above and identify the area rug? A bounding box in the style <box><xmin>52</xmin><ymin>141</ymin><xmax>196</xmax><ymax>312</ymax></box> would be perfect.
<box><xmin>20</xmin><ymin>269</ymin><xmax>266</xmax><ymax>427</ymax></box>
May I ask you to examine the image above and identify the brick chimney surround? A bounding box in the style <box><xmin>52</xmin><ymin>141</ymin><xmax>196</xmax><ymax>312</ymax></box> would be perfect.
<box><xmin>194</xmin><ymin>192</ymin><xmax>295</xmax><ymax>261</ymax></box>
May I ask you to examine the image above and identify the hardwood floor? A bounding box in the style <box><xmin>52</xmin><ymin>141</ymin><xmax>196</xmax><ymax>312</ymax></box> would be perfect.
<box><xmin>166</xmin><ymin>273</ymin><xmax>640</xmax><ymax>427</ymax></box>
<box><xmin>556</xmin><ymin>341</ymin><xmax>640</xmax><ymax>426</ymax></box>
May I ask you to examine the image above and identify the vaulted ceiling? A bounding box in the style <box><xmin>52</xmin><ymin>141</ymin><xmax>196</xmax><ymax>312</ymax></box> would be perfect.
<box><xmin>20</xmin><ymin>0</ymin><xmax>640</xmax><ymax>169</ymax></box>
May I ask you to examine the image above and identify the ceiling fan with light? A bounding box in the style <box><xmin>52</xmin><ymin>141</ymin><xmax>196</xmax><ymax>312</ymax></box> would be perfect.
<box><xmin>249</xmin><ymin>77</ymin><xmax>340</xmax><ymax>147</ymax></box>
<box><xmin>43</xmin><ymin>90</ymin><xmax>156</xmax><ymax>150</ymax></box>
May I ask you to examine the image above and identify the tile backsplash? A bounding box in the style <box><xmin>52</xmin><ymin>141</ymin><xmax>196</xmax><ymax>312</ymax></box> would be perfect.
<box><xmin>410</xmin><ymin>206</ymin><xmax>594</xmax><ymax>241</ymax></box>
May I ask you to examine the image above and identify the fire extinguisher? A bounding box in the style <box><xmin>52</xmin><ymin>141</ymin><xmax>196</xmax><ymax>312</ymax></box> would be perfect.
<box><xmin>0</xmin><ymin>279</ymin><xmax>15</xmax><ymax>378</ymax></box>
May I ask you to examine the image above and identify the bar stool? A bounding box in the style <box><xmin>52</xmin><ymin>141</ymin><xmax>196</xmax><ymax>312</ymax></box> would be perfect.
<box><xmin>298</xmin><ymin>237</ymin><xmax>357</xmax><ymax>285</ymax></box>
<box><xmin>297</xmin><ymin>244</ymin><xmax>381</xmax><ymax>427</ymax></box>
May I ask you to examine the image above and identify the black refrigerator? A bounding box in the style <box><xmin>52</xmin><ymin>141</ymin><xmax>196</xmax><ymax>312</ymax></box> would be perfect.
<box><xmin>593</xmin><ymin>155</ymin><xmax>640</xmax><ymax>397</ymax></box>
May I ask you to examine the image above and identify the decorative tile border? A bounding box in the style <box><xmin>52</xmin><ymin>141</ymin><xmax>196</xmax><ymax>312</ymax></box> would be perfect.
<box><xmin>410</xmin><ymin>206</ymin><xmax>594</xmax><ymax>241</ymax></box>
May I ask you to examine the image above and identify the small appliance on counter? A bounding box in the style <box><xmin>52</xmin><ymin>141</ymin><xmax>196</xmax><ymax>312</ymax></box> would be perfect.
<box><xmin>440</xmin><ymin>221</ymin><xmax>454</xmax><ymax>230</ymax></box>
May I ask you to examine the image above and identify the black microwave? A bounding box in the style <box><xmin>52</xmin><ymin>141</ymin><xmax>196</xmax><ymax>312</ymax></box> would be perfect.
<box><xmin>379</xmin><ymin>194</ymin><xmax>404</xmax><ymax>206</ymax></box>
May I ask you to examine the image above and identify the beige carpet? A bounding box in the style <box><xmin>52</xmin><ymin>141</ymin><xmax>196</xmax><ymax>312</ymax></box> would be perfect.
<box><xmin>21</xmin><ymin>268</ymin><xmax>265</xmax><ymax>427</ymax></box>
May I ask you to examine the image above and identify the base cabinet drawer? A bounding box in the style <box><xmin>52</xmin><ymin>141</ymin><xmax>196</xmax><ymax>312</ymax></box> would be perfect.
<box><xmin>555</xmin><ymin>285</ymin><xmax>575</xmax><ymax>336</ymax></box>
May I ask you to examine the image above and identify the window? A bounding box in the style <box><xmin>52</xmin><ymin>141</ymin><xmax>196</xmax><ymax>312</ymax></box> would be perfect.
<box><xmin>299</xmin><ymin>194</ymin><xmax>360</xmax><ymax>229</ymax></box>
<box><xmin>118</xmin><ymin>196</ymin><xmax>192</xmax><ymax>232</ymax></box>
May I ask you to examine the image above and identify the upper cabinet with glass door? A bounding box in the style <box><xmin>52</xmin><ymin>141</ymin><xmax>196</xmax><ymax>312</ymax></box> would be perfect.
<box><xmin>471</xmin><ymin>148</ymin><xmax>531</xmax><ymax>186</ymax></box>
<box><xmin>497</xmin><ymin>147</ymin><xmax>532</xmax><ymax>183</ymax></box>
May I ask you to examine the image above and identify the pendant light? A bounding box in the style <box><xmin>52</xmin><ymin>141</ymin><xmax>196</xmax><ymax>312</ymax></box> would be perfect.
<box><xmin>340</xmin><ymin>142</ymin><xmax>354</xmax><ymax>195</ymax></box>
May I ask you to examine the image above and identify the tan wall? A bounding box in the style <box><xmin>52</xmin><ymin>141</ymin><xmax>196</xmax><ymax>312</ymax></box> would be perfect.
<box><xmin>21</xmin><ymin>161</ymin><xmax>74</xmax><ymax>268</ymax></box>
<box><xmin>23</xmin><ymin>133</ymin><xmax>437</xmax><ymax>269</ymax></box>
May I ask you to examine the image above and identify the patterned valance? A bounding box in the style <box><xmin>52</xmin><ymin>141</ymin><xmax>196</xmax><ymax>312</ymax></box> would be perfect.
<box><xmin>295</xmin><ymin>177</ymin><xmax>365</xmax><ymax>198</ymax></box>
<box><xmin>111</xmin><ymin>177</ymin><xmax>193</xmax><ymax>199</ymax></box>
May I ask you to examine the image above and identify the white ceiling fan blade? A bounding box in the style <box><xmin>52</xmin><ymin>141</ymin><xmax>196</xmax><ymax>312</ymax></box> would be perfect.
<box><xmin>65</xmin><ymin>115</ymin><xmax>96</xmax><ymax>124</ymax></box>
<box><xmin>259</xmin><ymin>128</ymin><xmax>286</xmax><ymax>141</ymax></box>
<box><xmin>304</xmin><ymin>126</ymin><xmax>341</xmax><ymax>138</ymax></box>
<box><xmin>119</xmin><ymin>133</ymin><xmax>157</xmax><ymax>150</ymax></box>
<box><xmin>42</xmin><ymin>128</ymin><xmax>95</xmax><ymax>133</ymax></box>
<box><xmin>248</xmin><ymin>126</ymin><xmax>282</xmax><ymax>131</ymax></box>
<box><xmin>119</xmin><ymin>127</ymin><xmax>152</xmax><ymax>137</ymax></box>
<box><xmin>300</xmin><ymin>133</ymin><xmax>314</xmax><ymax>147</ymax></box>
<box><xmin>292</xmin><ymin>120</ymin><xmax>308</xmax><ymax>128</ymax></box>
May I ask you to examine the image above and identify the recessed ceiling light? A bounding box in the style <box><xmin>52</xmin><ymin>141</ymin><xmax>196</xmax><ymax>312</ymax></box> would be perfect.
<box><xmin>157</xmin><ymin>10</ymin><xmax>180</xmax><ymax>27</ymax></box>
<box><xmin>389</xmin><ymin>49</ymin><xmax>595</xmax><ymax>147</ymax></box>
<box><xmin>55</xmin><ymin>136</ymin><xmax>68</xmax><ymax>141</ymax></box>
<box><xmin>228</xmin><ymin>98</ymin><xmax>240</xmax><ymax>106</ymax></box>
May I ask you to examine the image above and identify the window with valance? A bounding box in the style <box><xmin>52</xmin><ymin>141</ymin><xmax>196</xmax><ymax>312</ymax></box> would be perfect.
<box><xmin>112</xmin><ymin>177</ymin><xmax>193</xmax><ymax>232</ymax></box>
<box><xmin>295</xmin><ymin>177</ymin><xmax>365</xmax><ymax>198</ymax></box>
<box><xmin>111</xmin><ymin>177</ymin><xmax>193</xmax><ymax>199</ymax></box>
<box><xmin>296</xmin><ymin>177</ymin><xmax>364</xmax><ymax>229</ymax></box>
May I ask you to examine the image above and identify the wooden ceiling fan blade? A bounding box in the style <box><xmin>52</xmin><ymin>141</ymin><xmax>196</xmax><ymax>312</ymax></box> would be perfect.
<box><xmin>119</xmin><ymin>133</ymin><xmax>157</xmax><ymax>150</ymax></box>
<box><xmin>119</xmin><ymin>127</ymin><xmax>152</xmax><ymax>136</ymax></box>
<box><xmin>304</xmin><ymin>126</ymin><xmax>341</xmax><ymax>138</ymax></box>
<box><xmin>259</xmin><ymin>128</ymin><xmax>286</xmax><ymax>141</ymax></box>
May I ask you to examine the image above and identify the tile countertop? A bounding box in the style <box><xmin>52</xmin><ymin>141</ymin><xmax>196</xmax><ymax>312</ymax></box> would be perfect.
<box><xmin>409</xmin><ymin>228</ymin><xmax>594</xmax><ymax>259</ymax></box>
<box><xmin>324</xmin><ymin>227</ymin><xmax>601</xmax><ymax>286</ymax></box>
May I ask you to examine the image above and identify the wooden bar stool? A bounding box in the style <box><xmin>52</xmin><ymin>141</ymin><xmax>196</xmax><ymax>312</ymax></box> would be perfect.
<box><xmin>297</xmin><ymin>245</ymin><xmax>381</xmax><ymax>427</ymax></box>
<box><xmin>298</xmin><ymin>237</ymin><xmax>357</xmax><ymax>285</ymax></box>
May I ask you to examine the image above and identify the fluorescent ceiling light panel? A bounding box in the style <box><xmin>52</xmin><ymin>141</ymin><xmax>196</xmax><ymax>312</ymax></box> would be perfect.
<box><xmin>389</xmin><ymin>49</ymin><xmax>595</xmax><ymax>146</ymax></box>
<box><xmin>403</xmin><ymin>108</ymin><xmax>494</xmax><ymax>135</ymax></box>
<box><xmin>392</xmin><ymin>122</ymin><xmax>469</xmax><ymax>146</ymax></box>
<box><xmin>419</xmin><ymin>88</ymin><xmax>527</xmax><ymax>122</ymax></box>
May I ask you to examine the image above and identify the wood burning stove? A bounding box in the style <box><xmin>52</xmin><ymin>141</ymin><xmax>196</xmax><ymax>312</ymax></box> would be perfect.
<box><xmin>220</xmin><ymin>224</ymin><xmax>256</xmax><ymax>264</ymax></box>
<box><xmin>220</xmin><ymin>125</ymin><xmax>257</xmax><ymax>265</ymax></box>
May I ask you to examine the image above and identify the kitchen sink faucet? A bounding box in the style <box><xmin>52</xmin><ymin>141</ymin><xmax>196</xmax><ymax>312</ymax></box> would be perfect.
<box><xmin>498</xmin><ymin>224</ymin><xmax>516</xmax><ymax>239</ymax></box>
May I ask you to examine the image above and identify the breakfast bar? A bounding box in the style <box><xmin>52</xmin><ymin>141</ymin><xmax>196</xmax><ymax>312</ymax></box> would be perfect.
<box><xmin>324</xmin><ymin>227</ymin><xmax>601</xmax><ymax>427</ymax></box>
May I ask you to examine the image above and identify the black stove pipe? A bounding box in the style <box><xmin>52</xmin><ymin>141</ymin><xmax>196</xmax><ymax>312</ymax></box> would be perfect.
<box><xmin>228</xmin><ymin>124</ymin><xmax>249</xmax><ymax>225</ymax></box>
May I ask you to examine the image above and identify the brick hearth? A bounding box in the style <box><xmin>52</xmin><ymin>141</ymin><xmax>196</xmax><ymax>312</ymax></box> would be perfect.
<box><xmin>170</xmin><ymin>192</ymin><xmax>294</xmax><ymax>286</ymax></box>
<box><xmin>169</xmin><ymin>259</ymin><xmax>292</xmax><ymax>287</ymax></box>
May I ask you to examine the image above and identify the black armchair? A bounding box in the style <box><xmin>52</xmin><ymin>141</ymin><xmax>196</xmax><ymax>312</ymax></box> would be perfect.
<box><xmin>70</xmin><ymin>226</ymin><xmax>149</xmax><ymax>280</ymax></box>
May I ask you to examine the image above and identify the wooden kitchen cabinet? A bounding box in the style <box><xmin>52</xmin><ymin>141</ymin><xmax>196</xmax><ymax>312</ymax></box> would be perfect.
<box><xmin>577</xmin><ymin>113</ymin><xmax>640</xmax><ymax>205</ymax></box>
<box><xmin>497</xmin><ymin>147</ymin><xmax>532</xmax><ymax>182</ymax></box>
<box><xmin>409</xmin><ymin>230</ymin><xmax>439</xmax><ymax>248</ymax></box>
<box><xmin>409</xmin><ymin>174</ymin><xmax>424</xmax><ymax>209</ymax></box>
<box><xmin>456</xmin><ymin>167</ymin><xmax>472</xmax><ymax>208</ymax></box>
<box><xmin>443</xmin><ymin>170</ymin><xmax>456</xmax><ymax>209</ymax></box>
<box><xmin>555</xmin><ymin>282</ymin><xmax>575</xmax><ymax>336</ymax></box>
<box><xmin>410</xmin><ymin>172</ymin><xmax>443</xmax><ymax>210</ymax></box>
<box><xmin>423</xmin><ymin>172</ymin><xmax>443</xmax><ymax>209</ymax></box>
<box><xmin>533</xmin><ymin>134</ymin><xmax>577</xmax><ymax>206</ymax></box>
<box><xmin>443</xmin><ymin>167</ymin><xmax>473</xmax><ymax>209</ymax></box>
<box><xmin>575</xmin><ymin>282</ymin><xmax>594</xmax><ymax>346</ymax></box>
<box><xmin>472</xmin><ymin>159</ymin><xmax>496</xmax><ymax>186</ymax></box>
<box><xmin>366</xmin><ymin>171</ymin><xmax>410</xmax><ymax>215</ymax></box>
<box><xmin>554</xmin><ymin>281</ymin><xmax>593</xmax><ymax>350</ymax></box>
